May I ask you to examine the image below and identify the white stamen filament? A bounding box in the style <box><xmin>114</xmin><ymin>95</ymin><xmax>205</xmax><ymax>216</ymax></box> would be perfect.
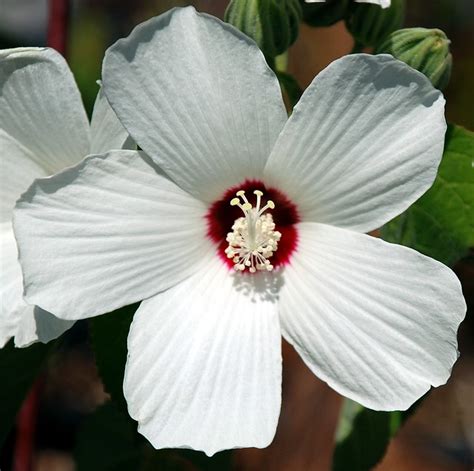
<box><xmin>225</xmin><ymin>190</ymin><xmax>282</xmax><ymax>273</ymax></box>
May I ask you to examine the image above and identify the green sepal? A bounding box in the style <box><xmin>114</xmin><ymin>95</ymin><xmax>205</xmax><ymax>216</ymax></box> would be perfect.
<box><xmin>375</xmin><ymin>28</ymin><xmax>453</xmax><ymax>90</ymax></box>
<box><xmin>345</xmin><ymin>0</ymin><xmax>405</xmax><ymax>48</ymax></box>
<box><xmin>225</xmin><ymin>0</ymin><xmax>302</xmax><ymax>59</ymax></box>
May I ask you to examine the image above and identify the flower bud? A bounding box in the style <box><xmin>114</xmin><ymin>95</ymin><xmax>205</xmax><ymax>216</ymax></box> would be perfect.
<box><xmin>300</xmin><ymin>0</ymin><xmax>350</xmax><ymax>28</ymax></box>
<box><xmin>225</xmin><ymin>0</ymin><xmax>302</xmax><ymax>59</ymax></box>
<box><xmin>375</xmin><ymin>28</ymin><xmax>453</xmax><ymax>90</ymax></box>
<box><xmin>345</xmin><ymin>0</ymin><xmax>405</xmax><ymax>48</ymax></box>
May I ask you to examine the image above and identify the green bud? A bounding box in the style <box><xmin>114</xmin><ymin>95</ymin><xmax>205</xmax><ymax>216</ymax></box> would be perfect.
<box><xmin>375</xmin><ymin>28</ymin><xmax>453</xmax><ymax>90</ymax></box>
<box><xmin>345</xmin><ymin>0</ymin><xmax>405</xmax><ymax>48</ymax></box>
<box><xmin>225</xmin><ymin>0</ymin><xmax>302</xmax><ymax>59</ymax></box>
<box><xmin>300</xmin><ymin>0</ymin><xmax>350</xmax><ymax>28</ymax></box>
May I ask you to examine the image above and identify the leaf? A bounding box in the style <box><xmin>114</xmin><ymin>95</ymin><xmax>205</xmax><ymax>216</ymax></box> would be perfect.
<box><xmin>89</xmin><ymin>304</ymin><xmax>138</xmax><ymax>408</ymax></box>
<box><xmin>75</xmin><ymin>402</ymin><xmax>142</xmax><ymax>471</ymax></box>
<box><xmin>75</xmin><ymin>401</ymin><xmax>233</xmax><ymax>471</ymax></box>
<box><xmin>89</xmin><ymin>304</ymin><xmax>233</xmax><ymax>469</ymax></box>
<box><xmin>336</xmin><ymin>124</ymin><xmax>474</xmax><ymax>470</ymax></box>
<box><xmin>0</xmin><ymin>340</ymin><xmax>54</xmax><ymax>447</ymax></box>
<box><xmin>381</xmin><ymin>124</ymin><xmax>474</xmax><ymax>265</ymax></box>
<box><xmin>332</xmin><ymin>392</ymin><xmax>427</xmax><ymax>471</ymax></box>
<box><xmin>332</xmin><ymin>400</ymin><xmax>401</xmax><ymax>471</ymax></box>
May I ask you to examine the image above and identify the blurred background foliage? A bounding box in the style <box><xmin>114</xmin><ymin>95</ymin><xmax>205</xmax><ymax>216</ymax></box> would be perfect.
<box><xmin>0</xmin><ymin>0</ymin><xmax>473</xmax><ymax>470</ymax></box>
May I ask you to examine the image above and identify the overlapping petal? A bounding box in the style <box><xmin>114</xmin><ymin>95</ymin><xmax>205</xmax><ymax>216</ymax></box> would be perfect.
<box><xmin>264</xmin><ymin>54</ymin><xmax>446</xmax><ymax>233</ymax></box>
<box><xmin>0</xmin><ymin>226</ymin><xmax>73</xmax><ymax>347</ymax></box>
<box><xmin>14</xmin><ymin>150</ymin><xmax>212</xmax><ymax>320</ymax></box>
<box><xmin>1</xmin><ymin>47</ymin><xmax>91</xmax><ymax>347</ymax></box>
<box><xmin>279</xmin><ymin>223</ymin><xmax>465</xmax><ymax>410</ymax></box>
<box><xmin>0</xmin><ymin>225</ymin><xmax>30</xmax><ymax>347</ymax></box>
<box><xmin>0</xmin><ymin>48</ymin><xmax>90</xmax><ymax>176</ymax></box>
<box><xmin>0</xmin><ymin>132</ymin><xmax>47</xmax><ymax>223</ymax></box>
<box><xmin>124</xmin><ymin>257</ymin><xmax>282</xmax><ymax>456</ymax></box>
<box><xmin>89</xmin><ymin>86</ymin><xmax>134</xmax><ymax>154</ymax></box>
<box><xmin>103</xmin><ymin>6</ymin><xmax>287</xmax><ymax>202</ymax></box>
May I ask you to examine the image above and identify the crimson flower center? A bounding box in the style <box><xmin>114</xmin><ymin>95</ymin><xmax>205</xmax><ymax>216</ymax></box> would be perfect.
<box><xmin>206</xmin><ymin>180</ymin><xmax>300</xmax><ymax>271</ymax></box>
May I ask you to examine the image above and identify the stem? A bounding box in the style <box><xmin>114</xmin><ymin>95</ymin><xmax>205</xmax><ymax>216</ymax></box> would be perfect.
<box><xmin>47</xmin><ymin>0</ymin><xmax>70</xmax><ymax>56</ymax></box>
<box><xmin>351</xmin><ymin>40</ymin><xmax>364</xmax><ymax>54</ymax></box>
<box><xmin>13</xmin><ymin>378</ymin><xmax>44</xmax><ymax>471</ymax></box>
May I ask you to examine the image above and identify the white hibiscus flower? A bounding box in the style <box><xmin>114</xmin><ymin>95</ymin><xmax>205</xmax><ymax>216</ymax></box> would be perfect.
<box><xmin>305</xmin><ymin>0</ymin><xmax>391</xmax><ymax>8</ymax></box>
<box><xmin>0</xmin><ymin>47</ymin><xmax>131</xmax><ymax>348</ymax></box>
<box><xmin>13</xmin><ymin>7</ymin><xmax>465</xmax><ymax>456</ymax></box>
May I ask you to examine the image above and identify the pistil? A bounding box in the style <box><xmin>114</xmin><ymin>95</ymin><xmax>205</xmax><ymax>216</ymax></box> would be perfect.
<box><xmin>225</xmin><ymin>190</ymin><xmax>282</xmax><ymax>273</ymax></box>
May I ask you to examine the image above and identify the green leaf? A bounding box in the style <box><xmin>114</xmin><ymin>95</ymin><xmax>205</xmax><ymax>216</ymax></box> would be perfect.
<box><xmin>0</xmin><ymin>340</ymin><xmax>54</xmax><ymax>447</ymax></box>
<box><xmin>224</xmin><ymin>0</ymin><xmax>302</xmax><ymax>60</ymax></box>
<box><xmin>332</xmin><ymin>400</ymin><xmax>401</xmax><ymax>471</ymax></box>
<box><xmin>332</xmin><ymin>392</ymin><xmax>427</xmax><ymax>471</ymax></box>
<box><xmin>75</xmin><ymin>402</ymin><xmax>142</xmax><ymax>471</ymax></box>
<box><xmin>381</xmin><ymin>124</ymin><xmax>474</xmax><ymax>265</ymax></box>
<box><xmin>89</xmin><ymin>304</ymin><xmax>138</xmax><ymax>408</ymax></box>
<box><xmin>75</xmin><ymin>402</ymin><xmax>233</xmax><ymax>471</ymax></box>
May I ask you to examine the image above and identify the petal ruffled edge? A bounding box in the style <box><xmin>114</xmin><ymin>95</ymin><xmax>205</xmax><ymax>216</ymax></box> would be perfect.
<box><xmin>124</xmin><ymin>257</ymin><xmax>282</xmax><ymax>455</ymax></box>
<box><xmin>279</xmin><ymin>222</ymin><xmax>465</xmax><ymax>410</ymax></box>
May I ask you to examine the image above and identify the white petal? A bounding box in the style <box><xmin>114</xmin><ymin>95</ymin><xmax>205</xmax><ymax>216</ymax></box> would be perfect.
<box><xmin>264</xmin><ymin>54</ymin><xmax>446</xmax><ymax>233</ymax></box>
<box><xmin>103</xmin><ymin>7</ymin><xmax>287</xmax><ymax>202</ymax></box>
<box><xmin>0</xmin><ymin>48</ymin><xmax>90</xmax><ymax>176</ymax></box>
<box><xmin>0</xmin><ymin>226</ymin><xmax>73</xmax><ymax>348</ymax></box>
<box><xmin>0</xmin><ymin>131</ymin><xmax>47</xmax><ymax>223</ymax></box>
<box><xmin>355</xmin><ymin>0</ymin><xmax>391</xmax><ymax>7</ymax></box>
<box><xmin>124</xmin><ymin>257</ymin><xmax>282</xmax><ymax>456</ymax></box>
<box><xmin>15</xmin><ymin>306</ymin><xmax>74</xmax><ymax>348</ymax></box>
<box><xmin>305</xmin><ymin>0</ymin><xmax>391</xmax><ymax>5</ymax></box>
<box><xmin>0</xmin><ymin>48</ymin><xmax>81</xmax><ymax>346</ymax></box>
<box><xmin>279</xmin><ymin>223</ymin><xmax>465</xmax><ymax>411</ymax></box>
<box><xmin>0</xmin><ymin>226</ymin><xmax>26</xmax><ymax>347</ymax></box>
<box><xmin>89</xmin><ymin>85</ymin><xmax>134</xmax><ymax>154</ymax></box>
<box><xmin>14</xmin><ymin>150</ymin><xmax>212</xmax><ymax>320</ymax></box>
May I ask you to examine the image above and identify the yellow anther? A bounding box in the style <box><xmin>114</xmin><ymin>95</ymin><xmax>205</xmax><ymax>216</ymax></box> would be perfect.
<box><xmin>231</xmin><ymin>189</ymin><xmax>275</xmax><ymax>216</ymax></box>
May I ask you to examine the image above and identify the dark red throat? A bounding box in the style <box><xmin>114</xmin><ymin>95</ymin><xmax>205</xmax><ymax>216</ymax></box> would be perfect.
<box><xmin>206</xmin><ymin>180</ymin><xmax>300</xmax><ymax>269</ymax></box>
